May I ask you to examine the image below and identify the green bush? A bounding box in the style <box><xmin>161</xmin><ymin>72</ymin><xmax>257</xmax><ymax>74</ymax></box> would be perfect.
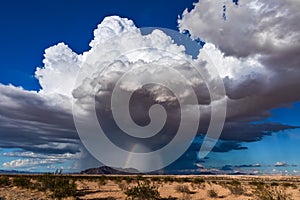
<box><xmin>125</xmin><ymin>180</ymin><xmax>160</xmax><ymax>200</ymax></box>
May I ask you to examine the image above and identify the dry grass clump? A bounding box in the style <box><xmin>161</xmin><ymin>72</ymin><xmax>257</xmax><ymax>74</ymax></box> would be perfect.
<box><xmin>175</xmin><ymin>185</ymin><xmax>192</xmax><ymax>200</ymax></box>
<box><xmin>207</xmin><ymin>189</ymin><xmax>218</xmax><ymax>198</ymax></box>
<box><xmin>124</xmin><ymin>180</ymin><xmax>160</xmax><ymax>200</ymax></box>
<box><xmin>224</xmin><ymin>180</ymin><xmax>245</xmax><ymax>196</ymax></box>
<box><xmin>8</xmin><ymin>174</ymin><xmax>77</xmax><ymax>199</ymax></box>
<box><xmin>35</xmin><ymin>174</ymin><xmax>77</xmax><ymax>199</ymax></box>
<box><xmin>0</xmin><ymin>176</ymin><xmax>10</xmax><ymax>187</ymax></box>
<box><xmin>251</xmin><ymin>183</ymin><xmax>292</xmax><ymax>200</ymax></box>
<box><xmin>12</xmin><ymin>176</ymin><xmax>32</xmax><ymax>189</ymax></box>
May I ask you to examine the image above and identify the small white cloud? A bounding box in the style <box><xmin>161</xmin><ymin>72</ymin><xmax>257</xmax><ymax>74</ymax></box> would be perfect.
<box><xmin>195</xmin><ymin>163</ymin><xmax>204</xmax><ymax>169</ymax></box>
<box><xmin>2</xmin><ymin>159</ymin><xmax>56</xmax><ymax>168</ymax></box>
<box><xmin>274</xmin><ymin>161</ymin><xmax>288</xmax><ymax>167</ymax></box>
<box><xmin>2</xmin><ymin>152</ymin><xmax>80</xmax><ymax>170</ymax></box>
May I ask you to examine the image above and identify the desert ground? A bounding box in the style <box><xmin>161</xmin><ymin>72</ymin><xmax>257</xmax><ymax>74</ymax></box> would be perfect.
<box><xmin>0</xmin><ymin>174</ymin><xmax>300</xmax><ymax>199</ymax></box>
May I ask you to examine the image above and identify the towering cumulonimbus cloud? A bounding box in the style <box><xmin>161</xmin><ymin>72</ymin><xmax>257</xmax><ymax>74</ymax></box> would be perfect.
<box><xmin>0</xmin><ymin>9</ymin><xmax>299</xmax><ymax>171</ymax></box>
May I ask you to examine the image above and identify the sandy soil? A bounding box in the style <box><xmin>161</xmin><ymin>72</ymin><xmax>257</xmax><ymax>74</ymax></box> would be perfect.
<box><xmin>0</xmin><ymin>175</ymin><xmax>300</xmax><ymax>200</ymax></box>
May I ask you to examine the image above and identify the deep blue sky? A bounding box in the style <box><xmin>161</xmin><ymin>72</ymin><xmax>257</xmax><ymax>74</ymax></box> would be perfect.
<box><xmin>0</xmin><ymin>0</ymin><xmax>197</xmax><ymax>91</ymax></box>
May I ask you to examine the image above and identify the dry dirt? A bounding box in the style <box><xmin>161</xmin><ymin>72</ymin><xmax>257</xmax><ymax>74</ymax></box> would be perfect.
<box><xmin>0</xmin><ymin>175</ymin><xmax>300</xmax><ymax>200</ymax></box>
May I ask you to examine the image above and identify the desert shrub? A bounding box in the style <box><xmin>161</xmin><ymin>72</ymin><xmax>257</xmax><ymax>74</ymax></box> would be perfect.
<box><xmin>227</xmin><ymin>185</ymin><xmax>244</xmax><ymax>195</ymax></box>
<box><xmin>98</xmin><ymin>176</ymin><xmax>107</xmax><ymax>188</ymax></box>
<box><xmin>271</xmin><ymin>182</ymin><xmax>279</xmax><ymax>186</ymax></box>
<box><xmin>221</xmin><ymin>180</ymin><xmax>244</xmax><ymax>195</ymax></box>
<box><xmin>135</xmin><ymin>175</ymin><xmax>145</xmax><ymax>182</ymax></box>
<box><xmin>51</xmin><ymin>178</ymin><xmax>77</xmax><ymax>200</ymax></box>
<box><xmin>80</xmin><ymin>180</ymin><xmax>89</xmax><ymax>190</ymax></box>
<box><xmin>208</xmin><ymin>189</ymin><xmax>218</xmax><ymax>198</ymax></box>
<box><xmin>190</xmin><ymin>183</ymin><xmax>197</xmax><ymax>190</ymax></box>
<box><xmin>112</xmin><ymin>176</ymin><xmax>122</xmax><ymax>184</ymax></box>
<box><xmin>162</xmin><ymin>176</ymin><xmax>175</xmax><ymax>183</ymax></box>
<box><xmin>151</xmin><ymin>177</ymin><xmax>161</xmax><ymax>182</ymax></box>
<box><xmin>0</xmin><ymin>176</ymin><xmax>10</xmax><ymax>187</ymax></box>
<box><xmin>175</xmin><ymin>185</ymin><xmax>191</xmax><ymax>194</ymax></box>
<box><xmin>193</xmin><ymin>178</ymin><xmax>205</xmax><ymax>184</ymax></box>
<box><xmin>282</xmin><ymin>182</ymin><xmax>297</xmax><ymax>189</ymax></box>
<box><xmin>179</xmin><ymin>177</ymin><xmax>191</xmax><ymax>183</ymax></box>
<box><xmin>12</xmin><ymin>176</ymin><xmax>31</xmax><ymax>189</ymax></box>
<box><xmin>175</xmin><ymin>185</ymin><xmax>192</xmax><ymax>200</ymax></box>
<box><xmin>125</xmin><ymin>180</ymin><xmax>160</xmax><ymax>200</ymax></box>
<box><xmin>36</xmin><ymin>174</ymin><xmax>56</xmax><ymax>191</ymax></box>
<box><xmin>124</xmin><ymin>176</ymin><xmax>134</xmax><ymax>184</ymax></box>
<box><xmin>253</xmin><ymin>185</ymin><xmax>292</xmax><ymax>200</ymax></box>
<box><xmin>118</xmin><ymin>182</ymin><xmax>127</xmax><ymax>191</ymax></box>
<box><xmin>161</xmin><ymin>197</ymin><xmax>177</xmax><ymax>200</ymax></box>
<box><xmin>249</xmin><ymin>181</ymin><xmax>265</xmax><ymax>189</ymax></box>
<box><xmin>36</xmin><ymin>174</ymin><xmax>77</xmax><ymax>199</ymax></box>
<box><xmin>230</xmin><ymin>180</ymin><xmax>241</xmax><ymax>186</ymax></box>
<box><xmin>180</xmin><ymin>193</ymin><xmax>191</xmax><ymax>200</ymax></box>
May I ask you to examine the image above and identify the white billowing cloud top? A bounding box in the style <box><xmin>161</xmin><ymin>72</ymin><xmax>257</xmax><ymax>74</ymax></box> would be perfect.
<box><xmin>179</xmin><ymin>0</ymin><xmax>300</xmax><ymax>58</ymax></box>
<box><xmin>35</xmin><ymin>43</ymin><xmax>81</xmax><ymax>97</ymax></box>
<box><xmin>89</xmin><ymin>16</ymin><xmax>139</xmax><ymax>48</ymax></box>
<box><xmin>36</xmin><ymin>16</ymin><xmax>192</xmax><ymax>100</ymax></box>
<box><xmin>179</xmin><ymin>0</ymin><xmax>300</xmax><ymax>121</ymax></box>
<box><xmin>35</xmin><ymin>15</ymin><xmax>266</xmax><ymax>109</ymax></box>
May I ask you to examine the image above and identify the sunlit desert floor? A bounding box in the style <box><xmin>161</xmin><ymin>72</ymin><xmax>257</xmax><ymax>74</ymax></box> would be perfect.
<box><xmin>1</xmin><ymin>174</ymin><xmax>300</xmax><ymax>199</ymax></box>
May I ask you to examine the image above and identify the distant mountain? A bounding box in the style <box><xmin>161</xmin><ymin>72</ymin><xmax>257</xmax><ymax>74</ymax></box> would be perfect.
<box><xmin>81</xmin><ymin>166</ymin><xmax>140</xmax><ymax>174</ymax></box>
<box><xmin>228</xmin><ymin>172</ymin><xmax>247</xmax><ymax>175</ymax></box>
<box><xmin>81</xmin><ymin>166</ymin><xmax>220</xmax><ymax>175</ymax></box>
<box><xmin>0</xmin><ymin>169</ymin><xmax>40</xmax><ymax>174</ymax></box>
